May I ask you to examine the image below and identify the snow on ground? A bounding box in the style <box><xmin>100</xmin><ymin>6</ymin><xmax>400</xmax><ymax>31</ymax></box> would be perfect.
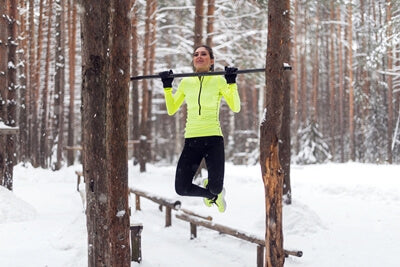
<box><xmin>0</xmin><ymin>162</ymin><xmax>399</xmax><ymax>267</ymax></box>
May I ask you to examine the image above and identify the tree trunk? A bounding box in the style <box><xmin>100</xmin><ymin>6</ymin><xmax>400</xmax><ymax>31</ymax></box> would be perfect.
<box><xmin>81</xmin><ymin>1</ymin><xmax>111</xmax><ymax>265</ymax></box>
<box><xmin>67</xmin><ymin>0</ymin><xmax>77</xmax><ymax>166</ymax></box>
<box><xmin>291</xmin><ymin>0</ymin><xmax>299</xmax><ymax>155</ymax></box>
<box><xmin>386</xmin><ymin>0</ymin><xmax>393</xmax><ymax>163</ymax></box>
<box><xmin>27</xmin><ymin>0</ymin><xmax>35</xmax><ymax>164</ymax></box>
<box><xmin>139</xmin><ymin>0</ymin><xmax>155</xmax><ymax>172</ymax></box>
<box><xmin>194</xmin><ymin>0</ymin><xmax>204</xmax><ymax>46</ymax></box>
<box><xmin>280</xmin><ymin>7</ymin><xmax>292</xmax><ymax>204</ymax></box>
<box><xmin>347</xmin><ymin>1</ymin><xmax>355</xmax><ymax>161</ymax></box>
<box><xmin>131</xmin><ymin>0</ymin><xmax>139</xmax><ymax>165</ymax></box>
<box><xmin>259</xmin><ymin>0</ymin><xmax>290</xmax><ymax>266</ymax></box>
<box><xmin>147</xmin><ymin>0</ymin><xmax>157</xmax><ymax>162</ymax></box>
<box><xmin>206</xmin><ymin>0</ymin><xmax>215</xmax><ymax>47</ymax></box>
<box><xmin>40</xmin><ymin>0</ymin><xmax>54</xmax><ymax>168</ymax></box>
<box><xmin>311</xmin><ymin>8</ymin><xmax>319</xmax><ymax>123</ymax></box>
<box><xmin>53</xmin><ymin>0</ymin><xmax>66</xmax><ymax>170</ymax></box>
<box><xmin>329</xmin><ymin>2</ymin><xmax>336</xmax><ymax>161</ymax></box>
<box><xmin>31</xmin><ymin>0</ymin><xmax>45</xmax><ymax>167</ymax></box>
<box><xmin>0</xmin><ymin>0</ymin><xmax>7</xmax><ymax>186</ymax></box>
<box><xmin>5</xmin><ymin>0</ymin><xmax>18</xmax><ymax>190</ymax></box>
<box><xmin>336</xmin><ymin>6</ymin><xmax>345</xmax><ymax>162</ymax></box>
<box><xmin>107</xmin><ymin>0</ymin><xmax>131</xmax><ymax>264</ymax></box>
<box><xmin>18</xmin><ymin>0</ymin><xmax>28</xmax><ymax>163</ymax></box>
<box><xmin>81</xmin><ymin>0</ymin><xmax>131</xmax><ymax>265</ymax></box>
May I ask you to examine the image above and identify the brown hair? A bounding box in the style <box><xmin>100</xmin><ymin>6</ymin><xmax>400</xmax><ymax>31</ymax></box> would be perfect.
<box><xmin>193</xmin><ymin>45</ymin><xmax>214</xmax><ymax>71</ymax></box>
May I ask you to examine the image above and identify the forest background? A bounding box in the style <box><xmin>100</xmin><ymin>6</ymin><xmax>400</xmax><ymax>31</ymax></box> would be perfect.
<box><xmin>0</xmin><ymin>0</ymin><xmax>399</xmax><ymax>187</ymax></box>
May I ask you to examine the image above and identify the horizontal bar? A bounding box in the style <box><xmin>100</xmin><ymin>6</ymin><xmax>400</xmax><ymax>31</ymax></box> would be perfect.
<box><xmin>130</xmin><ymin>65</ymin><xmax>291</xmax><ymax>81</ymax></box>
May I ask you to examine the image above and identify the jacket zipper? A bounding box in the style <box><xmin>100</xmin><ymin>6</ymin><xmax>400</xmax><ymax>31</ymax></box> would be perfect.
<box><xmin>198</xmin><ymin>76</ymin><xmax>204</xmax><ymax>115</ymax></box>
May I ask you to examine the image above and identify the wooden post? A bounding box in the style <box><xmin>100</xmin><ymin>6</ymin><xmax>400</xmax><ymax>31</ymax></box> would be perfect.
<box><xmin>130</xmin><ymin>224</ymin><xmax>143</xmax><ymax>263</ymax></box>
<box><xmin>76</xmin><ymin>174</ymin><xmax>80</xmax><ymax>192</ymax></box>
<box><xmin>165</xmin><ymin>206</ymin><xmax>172</xmax><ymax>227</ymax></box>
<box><xmin>190</xmin><ymin>223</ymin><xmax>197</xmax><ymax>239</ymax></box>
<box><xmin>257</xmin><ymin>245</ymin><xmax>264</xmax><ymax>267</ymax></box>
<box><xmin>135</xmin><ymin>195</ymin><xmax>141</xmax><ymax>210</ymax></box>
<box><xmin>75</xmin><ymin>171</ymin><xmax>83</xmax><ymax>192</ymax></box>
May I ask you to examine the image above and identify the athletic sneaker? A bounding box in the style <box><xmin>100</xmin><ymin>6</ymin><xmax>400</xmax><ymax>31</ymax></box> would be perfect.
<box><xmin>203</xmin><ymin>178</ymin><xmax>227</xmax><ymax>212</ymax></box>
<box><xmin>213</xmin><ymin>188</ymin><xmax>226</xmax><ymax>213</ymax></box>
<box><xmin>203</xmin><ymin>179</ymin><xmax>213</xmax><ymax>207</ymax></box>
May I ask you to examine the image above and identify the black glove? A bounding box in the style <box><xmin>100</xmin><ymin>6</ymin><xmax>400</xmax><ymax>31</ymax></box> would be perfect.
<box><xmin>224</xmin><ymin>66</ymin><xmax>238</xmax><ymax>84</ymax></box>
<box><xmin>159</xmin><ymin>70</ymin><xmax>174</xmax><ymax>88</ymax></box>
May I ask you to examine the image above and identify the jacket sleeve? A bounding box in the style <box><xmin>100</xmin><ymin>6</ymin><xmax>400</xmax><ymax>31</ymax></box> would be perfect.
<box><xmin>163</xmin><ymin>86</ymin><xmax>185</xmax><ymax>116</ymax></box>
<box><xmin>221</xmin><ymin>79</ymin><xmax>241</xmax><ymax>113</ymax></box>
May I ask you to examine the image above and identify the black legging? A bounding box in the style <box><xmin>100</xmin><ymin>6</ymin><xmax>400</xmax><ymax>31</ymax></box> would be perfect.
<box><xmin>175</xmin><ymin>136</ymin><xmax>225</xmax><ymax>199</ymax></box>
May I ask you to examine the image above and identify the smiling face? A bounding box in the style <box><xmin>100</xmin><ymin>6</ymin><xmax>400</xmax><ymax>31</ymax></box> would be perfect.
<box><xmin>193</xmin><ymin>46</ymin><xmax>214</xmax><ymax>72</ymax></box>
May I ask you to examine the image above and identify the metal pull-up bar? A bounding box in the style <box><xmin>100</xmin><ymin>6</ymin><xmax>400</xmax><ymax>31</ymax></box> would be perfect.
<box><xmin>130</xmin><ymin>65</ymin><xmax>292</xmax><ymax>81</ymax></box>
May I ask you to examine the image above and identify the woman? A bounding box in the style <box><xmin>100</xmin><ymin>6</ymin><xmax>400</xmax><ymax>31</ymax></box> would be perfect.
<box><xmin>159</xmin><ymin>45</ymin><xmax>240</xmax><ymax>212</ymax></box>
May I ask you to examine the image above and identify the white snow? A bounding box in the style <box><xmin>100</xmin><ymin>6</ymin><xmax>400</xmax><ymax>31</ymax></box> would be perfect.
<box><xmin>0</xmin><ymin>161</ymin><xmax>399</xmax><ymax>267</ymax></box>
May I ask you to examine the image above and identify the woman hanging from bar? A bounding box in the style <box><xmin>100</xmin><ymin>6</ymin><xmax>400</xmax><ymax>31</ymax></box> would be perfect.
<box><xmin>159</xmin><ymin>45</ymin><xmax>240</xmax><ymax>212</ymax></box>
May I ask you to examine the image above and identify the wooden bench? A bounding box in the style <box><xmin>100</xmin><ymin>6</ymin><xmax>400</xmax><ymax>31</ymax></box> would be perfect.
<box><xmin>176</xmin><ymin>212</ymin><xmax>302</xmax><ymax>267</ymax></box>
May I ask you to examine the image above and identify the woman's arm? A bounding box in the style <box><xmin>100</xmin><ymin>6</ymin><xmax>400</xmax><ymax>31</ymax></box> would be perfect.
<box><xmin>221</xmin><ymin>81</ymin><xmax>241</xmax><ymax>113</ymax></box>
<box><xmin>163</xmin><ymin>87</ymin><xmax>185</xmax><ymax>116</ymax></box>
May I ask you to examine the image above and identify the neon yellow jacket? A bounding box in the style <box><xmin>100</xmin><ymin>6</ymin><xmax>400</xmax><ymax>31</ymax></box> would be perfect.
<box><xmin>163</xmin><ymin>75</ymin><xmax>240</xmax><ymax>138</ymax></box>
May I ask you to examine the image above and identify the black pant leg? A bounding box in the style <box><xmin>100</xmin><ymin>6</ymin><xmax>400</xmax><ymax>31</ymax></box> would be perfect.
<box><xmin>204</xmin><ymin>136</ymin><xmax>225</xmax><ymax>196</ymax></box>
<box><xmin>175</xmin><ymin>138</ymin><xmax>214</xmax><ymax>198</ymax></box>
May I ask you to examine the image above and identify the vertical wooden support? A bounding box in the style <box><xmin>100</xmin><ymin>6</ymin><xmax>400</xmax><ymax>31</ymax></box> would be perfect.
<box><xmin>130</xmin><ymin>224</ymin><xmax>143</xmax><ymax>263</ymax></box>
<box><xmin>257</xmin><ymin>245</ymin><xmax>264</xmax><ymax>267</ymax></box>
<box><xmin>190</xmin><ymin>222</ymin><xmax>197</xmax><ymax>239</ymax></box>
<box><xmin>76</xmin><ymin>173</ymin><xmax>81</xmax><ymax>192</ymax></box>
<box><xmin>135</xmin><ymin>195</ymin><xmax>141</xmax><ymax>210</ymax></box>
<box><xmin>165</xmin><ymin>206</ymin><xmax>172</xmax><ymax>227</ymax></box>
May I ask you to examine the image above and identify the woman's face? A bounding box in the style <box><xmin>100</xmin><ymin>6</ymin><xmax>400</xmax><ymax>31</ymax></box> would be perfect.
<box><xmin>193</xmin><ymin>47</ymin><xmax>214</xmax><ymax>72</ymax></box>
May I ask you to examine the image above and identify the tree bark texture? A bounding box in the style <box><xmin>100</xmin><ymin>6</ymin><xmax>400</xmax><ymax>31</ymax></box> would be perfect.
<box><xmin>386</xmin><ymin>0</ymin><xmax>393</xmax><ymax>163</ymax></box>
<box><xmin>259</xmin><ymin>0</ymin><xmax>290</xmax><ymax>266</ymax></box>
<box><xmin>280</xmin><ymin>0</ymin><xmax>292</xmax><ymax>204</ymax></box>
<box><xmin>31</xmin><ymin>0</ymin><xmax>45</xmax><ymax>167</ymax></box>
<box><xmin>5</xmin><ymin>0</ymin><xmax>18</xmax><ymax>190</ymax></box>
<box><xmin>131</xmin><ymin>1</ymin><xmax>140</xmax><ymax>164</ymax></box>
<box><xmin>206</xmin><ymin>0</ymin><xmax>215</xmax><ymax>47</ymax></box>
<box><xmin>81</xmin><ymin>0</ymin><xmax>131</xmax><ymax>266</ymax></box>
<box><xmin>81</xmin><ymin>1</ymin><xmax>110</xmax><ymax>265</ymax></box>
<box><xmin>17</xmin><ymin>0</ymin><xmax>28</xmax><ymax>163</ymax></box>
<box><xmin>39</xmin><ymin>0</ymin><xmax>53</xmax><ymax>168</ymax></box>
<box><xmin>53</xmin><ymin>0</ymin><xmax>66</xmax><ymax>170</ymax></box>
<box><xmin>107</xmin><ymin>0</ymin><xmax>131</xmax><ymax>265</ymax></box>
<box><xmin>194</xmin><ymin>0</ymin><xmax>204</xmax><ymax>47</ymax></box>
<box><xmin>0</xmin><ymin>0</ymin><xmax>7</xmax><ymax>187</ymax></box>
<box><xmin>347</xmin><ymin>1</ymin><xmax>355</xmax><ymax>161</ymax></box>
<box><xmin>67</xmin><ymin>0</ymin><xmax>77</xmax><ymax>166</ymax></box>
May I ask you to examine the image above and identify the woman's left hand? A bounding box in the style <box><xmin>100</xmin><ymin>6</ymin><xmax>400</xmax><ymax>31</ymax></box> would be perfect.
<box><xmin>224</xmin><ymin>66</ymin><xmax>238</xmax><ymax>84</ymax></box>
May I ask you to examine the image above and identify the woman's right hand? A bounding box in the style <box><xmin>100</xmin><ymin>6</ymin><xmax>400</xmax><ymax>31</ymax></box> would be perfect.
<box><xmin>159</xmin><ymin>70</ymin><xmax>174</xmax><ymax>88</ymax></box>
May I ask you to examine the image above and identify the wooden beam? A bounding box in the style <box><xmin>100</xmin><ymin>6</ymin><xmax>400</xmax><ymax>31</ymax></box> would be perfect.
<box><xmin>0</xmin><ymin>127</ymin><xmax>19</xmax><ymax>135</ymax></box>
<box><xmin>176</xmin><ymin>212</ymin><xmax>264</xmax><ymax>245</ymax></box>
<box><xmin>176</xmin><ymin>212</ymin><xmax>303</xmax><ymax>258</ymax></box>
<box><xmin>130</xmin><ymin>188</ymin><xmax>181</xmax><ymax>210</ymax></box>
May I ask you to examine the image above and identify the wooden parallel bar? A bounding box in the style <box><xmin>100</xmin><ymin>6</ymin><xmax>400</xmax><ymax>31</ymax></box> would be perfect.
<box><xmin>130</xmin><ymin>188</ymin><xmax>181</xmax><ymax>210</ymax></box>
<box><xmin>176</xmin><ymin>212</ymin><xmax>264</xmax><ymax>245</ymax></box>
<box><xmin>175</xmin><ymin>212</ymin><xmax>303</xmax><ymax>264</ymax></box>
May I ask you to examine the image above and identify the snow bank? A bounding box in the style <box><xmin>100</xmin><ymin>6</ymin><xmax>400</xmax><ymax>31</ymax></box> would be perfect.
<box><xmin>0</xmin><ymin>186</ymin><xmax>36</xmax><ymax>223</ymax></box>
